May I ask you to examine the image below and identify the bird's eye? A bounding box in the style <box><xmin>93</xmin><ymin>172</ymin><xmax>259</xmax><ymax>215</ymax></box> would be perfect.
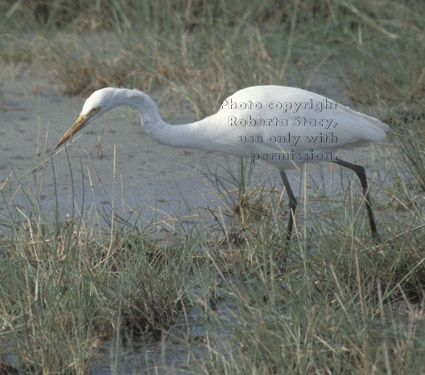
<box><xmin>92</xmin><ymin>106</ymin><xmax>100</xmax><ymax>113</ymax></box>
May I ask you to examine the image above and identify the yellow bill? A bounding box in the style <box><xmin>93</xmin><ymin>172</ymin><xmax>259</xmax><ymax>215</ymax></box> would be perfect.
<box><xmin>55</xmin><ymin>114</ymin><xmax>89</xmax><ymax>149</ymax></box>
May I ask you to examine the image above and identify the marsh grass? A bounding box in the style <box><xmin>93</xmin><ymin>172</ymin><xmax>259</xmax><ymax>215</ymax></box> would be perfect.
<box><xmin>1</xmin><ymin>0</ymin><xmax>425</xmax><ymax>373</ymax></box>
<box><xmin>200</xmin><ymin>159</ymin><xmax>271</xmax><ymax>246</ymax></box>
<box><xmin>3</xmin><ymin>0</ymin><xmax>424</xmax><ymax>113</ymax></box>
<box><xmin>395</xmin><ymin>108</ymin><xmax>425</xmax><ymax>193</ymax></box>
<box><xmin>1</xmin><ymin>153</ymin><xmax>425</xmax><ymax>373</ymax></box>
<box><xmin>0</xmin><ymin>181</ymin><xmax>190</xmax><ymax>373</ymax></box>
<box><xmin>189</xmin><ymin>177</ymin><xmax>425</xmax><ymax>374</ymax></box>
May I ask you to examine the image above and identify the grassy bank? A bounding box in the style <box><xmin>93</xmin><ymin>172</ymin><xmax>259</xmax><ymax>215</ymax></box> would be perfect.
<box><xmin>1</xmin><ymin>0</ymin><xmax>425</xmax><ymax>374</ymax></box>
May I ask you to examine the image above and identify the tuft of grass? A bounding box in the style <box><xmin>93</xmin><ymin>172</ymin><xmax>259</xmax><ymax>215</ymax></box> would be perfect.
<box><xmin>104</xmin><ymin>229</ymin><xmax>189</xmax><ymax>338</ymax></box>
<box><xmin>201</xmin><ymin>158</ymin><xmax>269</xmax><ymax>244</ymax></box>
<box><xmin>396</xmin><ymin>108</ymin><xmax>425</xmax><ymax>192</ymax></box>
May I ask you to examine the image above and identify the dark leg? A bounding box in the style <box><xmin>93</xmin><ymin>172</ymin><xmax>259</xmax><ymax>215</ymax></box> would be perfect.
<box><xmin>333</xmin><ymin>158</ymin><xmax>379</xmax><ymax>242</ymax></box>
<box><xmin>280</xmin><ymin>170</ymin><xmax>297</xmax><ymax>242</ymax></box>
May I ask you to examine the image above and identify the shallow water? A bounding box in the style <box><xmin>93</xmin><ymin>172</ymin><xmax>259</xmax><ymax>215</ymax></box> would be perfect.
<box><xmin>0</xmin><ymin>68</ymin><xmax>233</xmax><ymax>226</ymax></box>
<box><xmin>0</xmin><ymin>67</ymin><xmax>386</xmax><ymax>224</ymax></box>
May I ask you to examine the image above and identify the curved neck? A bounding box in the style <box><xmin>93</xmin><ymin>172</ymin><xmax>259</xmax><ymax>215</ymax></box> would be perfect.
<box><xmin>117</xmin><ymin>88</ymin><xmax>211</xmax><ymax>150</ymax></box>
<box><xmin>115</xmin><ymin>89</ymin><xmax>164</xmax><ymax>129</ymax></box>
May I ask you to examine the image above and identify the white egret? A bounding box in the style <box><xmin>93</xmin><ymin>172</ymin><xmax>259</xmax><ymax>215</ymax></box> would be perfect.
<box><xmin>56</xmin><ymin>86</ymin><xmax>389</xmax><ymax>242</ymax></box>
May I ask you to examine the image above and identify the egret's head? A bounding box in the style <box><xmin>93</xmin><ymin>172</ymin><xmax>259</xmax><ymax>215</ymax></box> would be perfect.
<box><xmin>55</xmin><ymin>88</ymin><xmax>117</xmax><ymax>149</ymax></box>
